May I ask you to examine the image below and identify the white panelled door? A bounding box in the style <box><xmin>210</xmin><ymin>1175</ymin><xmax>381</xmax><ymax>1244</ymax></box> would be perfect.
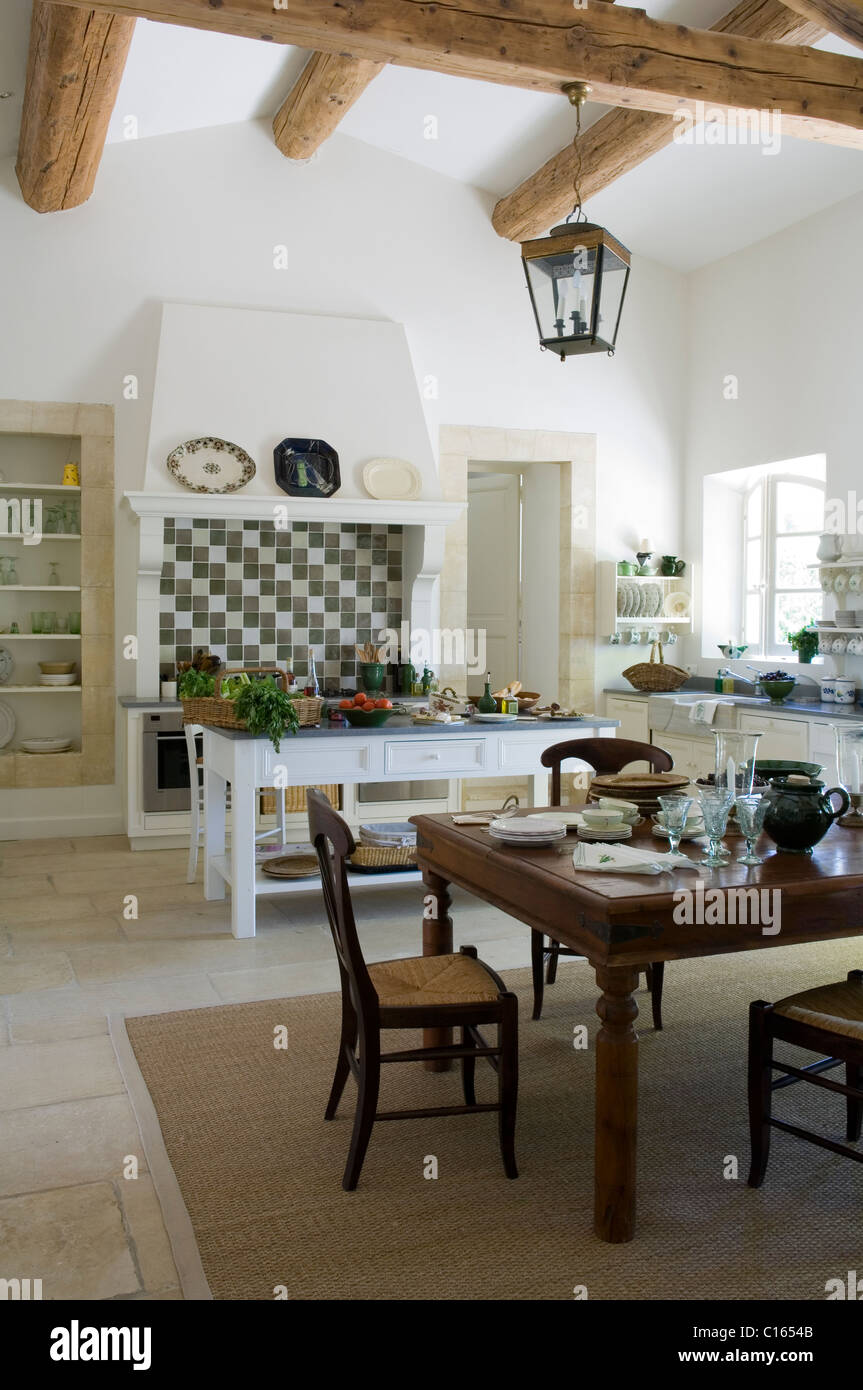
<box><xmin>467</xmin><ymin>472</ymin><xmax>520</xmax><ymax>690</ymax></box>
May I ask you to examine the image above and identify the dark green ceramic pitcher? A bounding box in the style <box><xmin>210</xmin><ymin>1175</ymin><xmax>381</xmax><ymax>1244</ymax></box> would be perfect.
<box><xmin>763</xmin><ymin>776</ymin><xmax>850</xmax><ymax>854</ymax></box>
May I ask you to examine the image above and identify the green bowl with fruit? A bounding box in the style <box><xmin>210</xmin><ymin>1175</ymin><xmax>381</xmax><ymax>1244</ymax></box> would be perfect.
<box><xmin>760</xmin><ymin>673</ymin><xmax>796</xmax><ymax>704</ymax></box>
<box><xmin>338</xmin><ymin>695</ymin><xmax>399</xmax><ymax>728</ymax></box>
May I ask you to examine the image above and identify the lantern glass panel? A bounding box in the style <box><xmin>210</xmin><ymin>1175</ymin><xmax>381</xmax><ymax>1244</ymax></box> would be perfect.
<box><xmin>597</xmin><ymin>246</ymin><xmax>629</xmax><ymax>346</ymax></box>
<box><xmin>525</xmin><ymin>243</ymin><xmax>597</xmax><ymax>342</ymax></box>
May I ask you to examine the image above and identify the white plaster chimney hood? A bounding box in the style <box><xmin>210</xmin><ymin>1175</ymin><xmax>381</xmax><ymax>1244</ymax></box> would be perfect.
<box><xmin>124</xmin><ymin>303</ymin><xmax>462</xmax><ymax>695</ymax></box>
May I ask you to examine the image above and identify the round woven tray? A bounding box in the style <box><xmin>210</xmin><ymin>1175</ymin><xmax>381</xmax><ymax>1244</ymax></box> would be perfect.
<box><xmin>260</xmin><ymin>853</ymin><xmax>321</xmax><ymax>879</ymax></box>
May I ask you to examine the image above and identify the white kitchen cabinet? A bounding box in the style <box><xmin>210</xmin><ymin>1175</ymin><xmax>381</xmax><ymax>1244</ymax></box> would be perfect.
<box><xmin>606</xmin><ymin>695</ymin><xmax>650</xmax><ymax>744</ymax></box>
<box><xmin>650</xmin><ymin>732</ymin><xmax>714</xmax><ymax>783</ymax></box>
<box><xmin>738</xmin><ymin>712</ymin><xmax>808</xmax><ymax>764</ymax></box>
<box><xmin>807</xmin><ymin>720</ymin><xmax>840</xmax><ymax>786</ymax></box>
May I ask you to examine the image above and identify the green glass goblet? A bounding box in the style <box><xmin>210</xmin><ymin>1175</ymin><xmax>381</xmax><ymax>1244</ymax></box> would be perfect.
<box><xmin>735</xmin><ymin>793</ymin><xmax>769</xmax><ymax>866</ymax></box>
<box><xmin>657</xmin><ymin>793</ymin><xmax>693</xmax><ymax>857</ymax></box>
<box><xmin>697</xmin><ymin>788</ymin><xmax>734</xmax><ymax>868</ymax></box>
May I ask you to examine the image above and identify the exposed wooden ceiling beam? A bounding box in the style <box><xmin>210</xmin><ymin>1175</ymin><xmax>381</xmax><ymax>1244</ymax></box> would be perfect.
<box><xmin>59</xmin><ymin>1</ymin><xmax>863</xmax><ymax>148</ymax></box>
<box><xmin>16</xmin><ymin>2</ymin><xmax>135</xmax><ymax>213</ymax></box>
<box><xmin>492</xmin><ymin>0</ymin><xmax>828</xmax><ymax>242</ymax></box>
<box><xmin>781</xmin><ymin>0</ymin><xmax>863</xmax><ymax>48</ymax></box>
<box><xmin>273</xmin><ymin>52</ymin><xmax>384</xmax><ymax>161</ymax></box>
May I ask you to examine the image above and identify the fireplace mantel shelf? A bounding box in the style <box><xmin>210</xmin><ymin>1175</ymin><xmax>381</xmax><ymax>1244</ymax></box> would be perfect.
<box><xmin>124</xmin><ymin>491</ymin><xmax>463</xmax><ymax>527</ymax></box>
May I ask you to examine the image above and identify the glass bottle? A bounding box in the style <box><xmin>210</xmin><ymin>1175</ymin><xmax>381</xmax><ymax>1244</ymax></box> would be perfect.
<box><xmin>7</xmin><ymin>557</ymin><xmax>18</xmax><ymax>586</ymax></box>
<box><xmin>48</xmin><ymin>562</ymin><xmax>60</xmax><ymax>586</ymax></box>
<box><xmin>305</xmin><ymin>646</ymin><xmax>320</xmax><ymax>698</ymax></box>
<box><xmin>477</xmin><ymin>672</ymin><xmax>497</xmax><ymax>714</ymax></box>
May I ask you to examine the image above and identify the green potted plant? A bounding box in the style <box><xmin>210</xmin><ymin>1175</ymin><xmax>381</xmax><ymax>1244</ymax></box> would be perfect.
<box><xmin>785</xmin><ymin>623</ymin><xmax>818</xmax><ymax>664</ymax></box>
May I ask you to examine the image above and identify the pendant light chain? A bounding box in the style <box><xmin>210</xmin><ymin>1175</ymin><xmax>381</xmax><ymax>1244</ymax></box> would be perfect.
<box><xmin>562</xmin><ymin>81</ymin><xmax>592</xmax><ymax>224</ymax></box>
<box><xmin>572</xmin><ymin>100</ymin><xmax>585</xmax><ymax>220</ymax></box>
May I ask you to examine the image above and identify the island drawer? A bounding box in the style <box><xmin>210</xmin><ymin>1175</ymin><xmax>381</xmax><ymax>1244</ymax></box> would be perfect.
<box><xmin>384</xmin><ymin>738</ymin><xmax>487</xmax><ymax>776</ymax></box>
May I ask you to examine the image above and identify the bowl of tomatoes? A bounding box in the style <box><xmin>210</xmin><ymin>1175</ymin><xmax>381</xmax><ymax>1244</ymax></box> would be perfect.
<box><xmin>338</xmin><ymin>692</ymin><xmax>398</xmax><ymax>727</ymax></box>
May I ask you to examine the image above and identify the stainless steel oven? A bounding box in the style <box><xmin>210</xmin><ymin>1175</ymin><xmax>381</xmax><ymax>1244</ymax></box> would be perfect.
<box><xmin>357</xmin><ymin>780</ymin><xmax>450</xmax><ymax>804</ymax></box>
<box><xmin>142</xmin><ymin>712</ymin><xmax>198</xmax><ymax>813</ymax></box>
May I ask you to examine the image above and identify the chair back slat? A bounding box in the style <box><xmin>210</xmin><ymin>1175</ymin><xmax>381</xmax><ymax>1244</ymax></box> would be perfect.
<box><xmin>306</xmin><ymin>789</ymin><xmax>376</xmax><ymax>1012</ymax></box>
<box><xmin>540</xmin><ymin>737</ymin><xmax>674</xmax><ymax>804</ymax></box>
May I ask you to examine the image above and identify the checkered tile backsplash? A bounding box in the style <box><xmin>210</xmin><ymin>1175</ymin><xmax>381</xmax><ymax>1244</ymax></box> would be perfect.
<box><xmin>159</xmin><ymin>519</ymin><xmax>403</xmax><ymax>684</ymax></box>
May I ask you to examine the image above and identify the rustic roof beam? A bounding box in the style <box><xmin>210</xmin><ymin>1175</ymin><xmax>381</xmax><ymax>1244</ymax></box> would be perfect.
<box><xmin>16</xmin><ymin>1</ymin><xmax>135</xmax><ymax>213</ymax></box>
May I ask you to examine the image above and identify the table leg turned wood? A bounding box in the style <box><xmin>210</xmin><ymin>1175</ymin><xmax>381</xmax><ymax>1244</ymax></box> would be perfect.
<box><xmin>594</xmin><ymin>963</ymin><xmax>640</xmax><ymax>1243</ymax></box>
<box><xmin>422</xmin><ymin>869</ymin><xmax>453</xmax><ymax>1071</ymax></box>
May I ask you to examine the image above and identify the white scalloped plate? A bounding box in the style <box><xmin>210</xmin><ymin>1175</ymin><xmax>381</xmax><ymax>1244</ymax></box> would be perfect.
<box><xmin>362</xmin><ymin>457</ymin><xmax>422</xmax><ymax>501</ymax></box>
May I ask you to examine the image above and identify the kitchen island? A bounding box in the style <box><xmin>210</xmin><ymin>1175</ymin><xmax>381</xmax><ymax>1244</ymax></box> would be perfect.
<box><xmin>201</xmin><ymin>715</ymin><xmax>618</xmax><ymax>937</ymax></box>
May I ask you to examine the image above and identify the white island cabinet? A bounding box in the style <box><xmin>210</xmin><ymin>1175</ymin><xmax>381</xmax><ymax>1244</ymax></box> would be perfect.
<box><xmin>201</xmin><ymin>716</ymin><xmax>617</xmax><ymax>938</ymax></box>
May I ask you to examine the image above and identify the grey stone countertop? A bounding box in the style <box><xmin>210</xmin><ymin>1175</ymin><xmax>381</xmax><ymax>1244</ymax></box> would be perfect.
<box><xmin>603</xmin><ymin>688</ymin><xmax>863</xmax><ymax>722</ymax></box>
<box><xmin>204</xmin><ymin>715</ymin><xmax>618</xmax><ymax>741</ymax></box>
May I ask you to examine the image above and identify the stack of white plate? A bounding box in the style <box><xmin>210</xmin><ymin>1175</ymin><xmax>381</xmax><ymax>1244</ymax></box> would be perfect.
<box><xmin>488</xmin><ymin>816</ymin><xmax>567</xmax><ymax>848</ymax></box>
<box><xmin>39</xmin><ymin>672</ymin><xmax>78</xmax><ymax>686</ymax></box>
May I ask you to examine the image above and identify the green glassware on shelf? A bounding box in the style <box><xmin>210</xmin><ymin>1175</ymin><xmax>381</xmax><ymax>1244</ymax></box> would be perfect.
<box><xmin>477</xmin><ymin>672</ymin><xmax>497</xmax><ymax>714</ymax></box>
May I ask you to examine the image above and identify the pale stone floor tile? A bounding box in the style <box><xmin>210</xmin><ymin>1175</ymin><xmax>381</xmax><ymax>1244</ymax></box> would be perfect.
<box><xmin>0</xmin><ymin>1035</ymin><xmax>124</xmax><ymax>1111</ymax></box>
<box><xmin>0</xmin><ymin>953</ymin><xmax>74</xmax><ymax>995</ymax></box>
<box><xmin>0</xmin><ymin>1183</ymin><xmax>140</xmax><ymax>1300</ymax></box>
<box><xmin>0</xmin><ymin>1095</ymin><xmax>146</xmax><ymax>1198</ymax></box>
<box><xmin>49</xmin><ymin>865</ymin><xmax>193</xmax><ymax>897</ymax></box>
<box><xmin>0</xmin><ymin>874</ymin><xmax>57</xmax><ymax>900</ymax></box>
<box><xmin>118</xmin><ymin>1175</ymin><xmax>179</xmax><ymax>1293</ymax></box>
<box><xmin>89</xmin><ymin>883</ymin><xmax>214</xmax><ymax>914</ymax></box>
<box><xmin>0</xmin><ymin>837</ymin><xmax>75</xmax><ymax>858</ymax></box>
<box><xmin>2</xmin><ymin>893</ymin><xmax>97</xmax><ymax>925</ymax></box>
<box><xmin>67</xmin><ymin>931</ymin><xmax>337</xmax><ymax>986</ymax></box>
<box><xmin>119</xmin><ymin>1287</ymin><xmax>183</xmax><ymax>1301</ymax></box>
<box><xmin>1</xmin><ymin>855</ymin><xmax>79</xmax><ymax>877</ymax></box>
<box><xmin>209</xmin><ymin>958</ymin><xmax>342</xmax><ymax>1003</ymax></box>
<box><xmin>119</xmin><ymin>898</ymin><xmax>285</xmax><ymax>940</ymax></box>
<box><xmin>5</xmin><ymin>975</ymin><xmax>224</xmax><ymax>1043</ymax></box>
<box><xmin>9</xmin><ymin>917</ymin><xmax>126</xmax><ymax>950</ymax></box>
<box><xmin>71</xmin><ymin>835</ymin><xmax>141</xmax><ymax>854</ymax></box>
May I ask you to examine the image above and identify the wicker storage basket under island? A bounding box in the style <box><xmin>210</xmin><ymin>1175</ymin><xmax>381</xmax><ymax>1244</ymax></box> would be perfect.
<box><xmin>180</xmin><ymin>668</ymin><xmax>323</xmax><ymax>730</ymax></box>
<box><xmin>622</xmin><ymin>642</ymin><xmax>690</xmax><ymax>694</ymax></box>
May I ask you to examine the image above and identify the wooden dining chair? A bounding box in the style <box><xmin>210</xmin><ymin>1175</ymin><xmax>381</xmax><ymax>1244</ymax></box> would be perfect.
<box><xmin>306</xmin><ymin>789</ymin><xmax>519</xmax><ymax>1191</ymax></box>
<box><xmin>747</xmin><ymin>970</ymin><xmax>863</xmax><ymax>1187</ymax></box>
<box><xmin>531</xmin><ymin>736</ymin><xmax>674</xmax><ymax>1026</ymax></box>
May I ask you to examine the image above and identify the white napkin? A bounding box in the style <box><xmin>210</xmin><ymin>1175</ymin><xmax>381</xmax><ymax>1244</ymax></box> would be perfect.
<box><xmin>572</xmin><ymin>841</ymin><xmax>699</xmax><ymax>874</ymax></box>
<box><xmin>687</xmin><ymin>698</ymin><xmax>732</xmax><ymax>725</ymax></box>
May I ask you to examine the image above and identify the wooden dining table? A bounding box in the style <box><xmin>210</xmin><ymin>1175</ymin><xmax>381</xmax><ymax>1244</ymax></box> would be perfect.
<box><xmin>411</xmin><ymin>809</ymin><xmax>863</xmax><ymax>1243</ymax></box>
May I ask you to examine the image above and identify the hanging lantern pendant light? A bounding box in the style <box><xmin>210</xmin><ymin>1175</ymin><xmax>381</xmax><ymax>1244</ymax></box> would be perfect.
<box><xmin>521</xmin><ymin>82</ymin><xmax>631</xmax><ymax>360</ymax></box>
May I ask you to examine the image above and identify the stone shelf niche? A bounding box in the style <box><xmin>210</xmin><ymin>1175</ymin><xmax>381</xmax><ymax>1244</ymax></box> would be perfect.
<box><xmin>0</xmin><ymin>400</ymin><xmax>115</xmax><ymax>790</ymax></box>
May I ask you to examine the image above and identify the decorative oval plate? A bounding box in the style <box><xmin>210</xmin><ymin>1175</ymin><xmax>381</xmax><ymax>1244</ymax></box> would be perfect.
<box><xmin>0</xmin><ymin>647</ymin><xmax>13</xmax><ymax>685</ymax></box>
<box><xmin>0</xmin><ymin>701</ymin><xmax>14</xmax><ymax>748</ymax></box>
<box><xmin>362</xmin><ymin>457</ymin><xmax>422</xmax><ymax>501</ymax></box>
<box><xmin>167</xmin><ymin>437</ymin><xmax>255</xmax><ymax>494</ymax></box>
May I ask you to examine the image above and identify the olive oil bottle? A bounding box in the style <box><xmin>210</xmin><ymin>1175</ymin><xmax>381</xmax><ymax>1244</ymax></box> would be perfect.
<box><xmin>477</xmin><ymin>672</ymin><xmax>497</xmax><ymax>714</ymax></box>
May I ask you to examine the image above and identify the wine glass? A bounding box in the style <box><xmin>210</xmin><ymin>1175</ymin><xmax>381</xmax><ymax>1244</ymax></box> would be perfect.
<box><xmin>736</xmin><ymin>794</ymin><xmax>769</xmax><ymax>865</ymax></box>
<box><xmin>657</xmin><ymin>793</ymin><xmax>693</xmax><ymax>857</ymax></box>
<box><xmin>697</xmin><ymin>787</ymin><xmax>734</xmax><ymax>867</ymax></box>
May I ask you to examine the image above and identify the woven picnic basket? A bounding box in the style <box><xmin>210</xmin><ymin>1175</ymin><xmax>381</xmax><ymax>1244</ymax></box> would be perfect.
<box><xmin>181</xmin><ymin>667</ymin><xmax>323</xmax><ymax>730</ymax></box>
<box><xmin>622</xmin><ymin>641</ymin><xmax>689</xmax><ymax>694</ymax></box>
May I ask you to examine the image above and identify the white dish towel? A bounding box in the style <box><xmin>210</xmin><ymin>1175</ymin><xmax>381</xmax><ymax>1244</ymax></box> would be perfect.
<box><xmin>572</xmin><ymin>841</ymin><xmax>700</xmax><ymax>874</ymax></box>
<box><xmin>686</xmin><ymin>698</ymin><xmax>732</xmax><ymax>726</ymax></box>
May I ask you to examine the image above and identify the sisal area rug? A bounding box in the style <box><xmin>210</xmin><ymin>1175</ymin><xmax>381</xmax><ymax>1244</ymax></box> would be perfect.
<box><xmin>113</xmin><ymin>939</ymin><xmax>863</xmax><ymax>1301</ymax></box>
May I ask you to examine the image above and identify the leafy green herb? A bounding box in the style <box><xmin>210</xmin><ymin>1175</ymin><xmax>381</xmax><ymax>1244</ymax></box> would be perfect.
<box><xmin>178</xmin><ymin>669</ymin><xmax>216</xmax><ymax>698</ymax></box>
<box><xmin>599</xmin><ymin>854</ymin><xmax>613</xmax><ymax>863</ymax></box>
<box><xmin>233</xmin><ymin>677</ymin><xmax>299</xmax><ymax>752</ymax></box>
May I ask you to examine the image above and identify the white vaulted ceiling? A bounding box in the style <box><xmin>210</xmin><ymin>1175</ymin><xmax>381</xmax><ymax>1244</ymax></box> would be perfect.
<box><xmin>1</xmin><ymin>3</ymin><xmax>863</xmax><ymax>270</ymax></box>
